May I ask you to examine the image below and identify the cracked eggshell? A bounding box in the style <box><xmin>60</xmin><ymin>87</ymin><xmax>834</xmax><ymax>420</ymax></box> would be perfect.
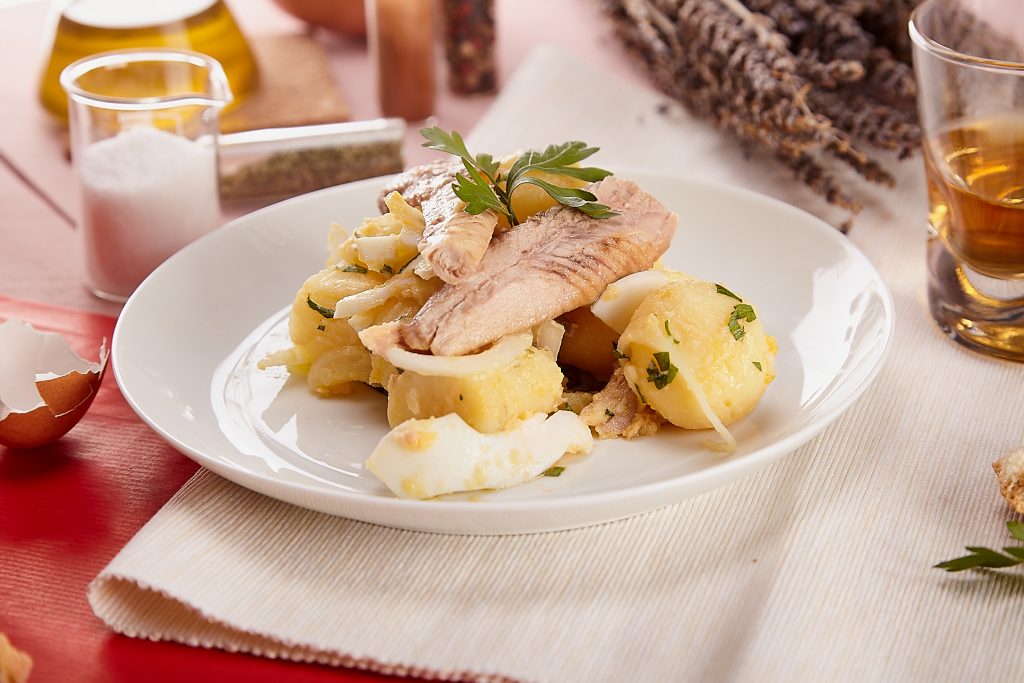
<box><xmin>0</xmin><ymin>319</ymin><xmax>108</xmax><ymax>449</ymax></box>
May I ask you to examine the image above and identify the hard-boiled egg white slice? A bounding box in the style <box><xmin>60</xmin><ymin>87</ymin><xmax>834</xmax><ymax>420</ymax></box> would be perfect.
<box><xmin>366</xmin><ymin>411</ymin><xmax>594</xmax><ymax>499</ymax></box>
<box><xmin>590</xmin><ymin>270</ymin><xmax>672</xmax><ymax>334</ymax></box>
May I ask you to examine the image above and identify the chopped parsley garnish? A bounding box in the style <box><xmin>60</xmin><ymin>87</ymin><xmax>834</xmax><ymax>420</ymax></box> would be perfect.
<box><xmin>380</xmin><ymin>264</ymin><xmax>393</xmax><ymax>275</ymax></box>
<box><xmin>728</xmin><ymin>303</ymin><xmax>757</xmax><ymax>340</ymax></box>
<box><xmin>663</xmin><ymin>319</ymin><xmax>680</xmax><ymax>344</ymax></box>
<box><xmin>611</xmin><ymin>342</ymin><xmax>630</xmax><ymax>361</ymax></box>
<box><xmin>646</xmin><ymin>351</ymin><xmax>678</xmax><ymax>389</ymax></box>
<box><xmin>752</xmin><ymin>361</ymin><xmax>762</xmax><ymax>371</ymax></box>
<box><xmin>543</xmin><ymin>466</ymin><xmax>565</xmax><ymax>477</ymax></box>
<box><xmin>716</xmin><ymin>283</ymin><xmax>743</xmax><ymax>302</ymax></box>
<box><xmin>634</xmin><ymin>383</ymin><xmax>647</xmax><ymax>404</ymax></box>
<box><xmin>316</xmin><ymin>322</ymin><xmax>326</xmax><ymax>332</ymax></box>
<box><xmin>338</xmin><ymin>263</ymin><xmax>368</xmax><ymax>274</ymax></box>
<box><xmin>306</xmin><ymin>295</ymin><xmax>335</xmax><ymax>318</ymax></box>
<box><xmin>605</xmin><ymin>408</ymin><xmax>615</xmax><ymax>418</ymax></box>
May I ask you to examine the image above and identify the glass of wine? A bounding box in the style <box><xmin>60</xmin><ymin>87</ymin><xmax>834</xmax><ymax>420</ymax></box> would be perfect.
<box><xmin>911</xmin><ymin>0</ymin><xmax>1024</xmax><ymax>361</ymax></box>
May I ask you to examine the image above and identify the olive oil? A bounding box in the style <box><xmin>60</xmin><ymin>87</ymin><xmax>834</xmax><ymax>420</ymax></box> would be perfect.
<box><xmin>924</xmin><ymin>117</ymin><xmax>1024</xmax><ymax>279</ymax></box>
<box><xmin>39</xmin><ymin>0</ymin><xmax>257</xmax><ymax>122</ymax></box>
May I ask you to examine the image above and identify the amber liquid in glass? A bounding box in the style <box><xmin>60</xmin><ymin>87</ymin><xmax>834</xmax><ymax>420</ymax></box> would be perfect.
<box><xmin>40</xmin><ymin>0</ymin><xmax>257</xmax><ymax>122</ymax></box>
<box><xmin>925</xmin><ymin>117</ymin><xmax>1024</xmax><ymax>280</ymax></box>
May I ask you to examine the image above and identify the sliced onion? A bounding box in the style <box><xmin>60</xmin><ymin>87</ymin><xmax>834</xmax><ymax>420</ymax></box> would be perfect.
<box><xmin>533</xmin><ymin>320</ymin><xmax>564</xmax><ymax>357</ymax></box>
<box><xmin>669</xmin><ymin>346</ymin><xmax>736</xmax><ymax>452</ymax></box>
<box><xmin>333</xmin><ymin>270</ymin><xmax>415</xmax><ymax>319</ymax></box>
<box><xmin>385</xmin><ymin>333</ymin><xmax>532</xmax><ymax>377</ymax></box>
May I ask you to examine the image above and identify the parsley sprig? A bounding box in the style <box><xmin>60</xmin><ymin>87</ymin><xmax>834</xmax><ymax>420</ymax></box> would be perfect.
<box><xmin>935</xmin><ymin>521</ymin><xmax>1024</xmax><ymax>572</ymax></box>
<box><xmin>306</xmin><ymin>295</ymin><xmax>335</xmax><ymax>318</ymax></box>
<box><xmin>421</xmin><ymin>127</ymin><xmax>618</xmax><ymax>226</ymax></box>
<box><xmin>728</xmin><ymin>303</ymin><xmax>757</xmax><ymax>340</ymax></box>
<box><xmin>646</xmin><ymin>351</ymin><xmax>678</xmax><ymax>389</ymax></box>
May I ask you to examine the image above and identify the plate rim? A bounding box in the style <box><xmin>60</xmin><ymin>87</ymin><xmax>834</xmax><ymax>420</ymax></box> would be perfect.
<box><xmin>113</xmin><ymin>170</ymin><xmax>894</xmax><ymax>523</ymax></box>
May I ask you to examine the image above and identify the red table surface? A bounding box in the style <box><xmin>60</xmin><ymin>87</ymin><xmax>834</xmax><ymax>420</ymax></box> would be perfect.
<box><xmin>0</xmin><ymin>296</ymin><xmax>402</xmax><ymax>683</ymax></box>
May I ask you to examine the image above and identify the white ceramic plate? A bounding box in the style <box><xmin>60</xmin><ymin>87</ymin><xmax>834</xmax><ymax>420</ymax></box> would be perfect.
<box><xmin>114</xmin><ymin>171</ymin><xmax>893</xmax><ymax>535</ymax></box>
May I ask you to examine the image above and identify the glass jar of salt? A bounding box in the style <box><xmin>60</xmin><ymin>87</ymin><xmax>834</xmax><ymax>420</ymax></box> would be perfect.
<box><xmin>61</xmin><ymin>49</ymin><xmax>232</xmax><ymax>302</ymax></box>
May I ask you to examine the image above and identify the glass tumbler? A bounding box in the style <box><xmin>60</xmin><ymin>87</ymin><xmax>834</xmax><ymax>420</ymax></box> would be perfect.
<box><xmin>911</xmin><ymin>0</ymin><xmax>1024</xmax><ymax>361</ymax></box>
<box><xmin>61</xmin><ymin>48</ymin><xmax>232</xmax><ymax>302</ymax></box>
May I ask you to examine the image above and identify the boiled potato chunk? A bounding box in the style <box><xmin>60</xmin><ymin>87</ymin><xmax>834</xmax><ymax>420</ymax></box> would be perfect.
<box><xmin>618</xmin><ymin>279</ymin><xmax>776</xmax><ymax>429</ymax></box>
<box><xmin>308</xmin><ymin>346</ymin><xmax>373</xmax><ymax>395</ymax></box>
<box><xmin>259</xmin><ymin>267</ymin><xmax>384</xmax><ymax>390</ymax></box>
<box><xmin>291</xmin><ymin>267</ymin><xmax>386</xmax><ymax>347</ymax></box>
<box><xmin>557</xmin><ymin>307</ymin><xmax>620</xmax><ymax>380</ymax></box>
<box><xmin>386</xmin><ymin>347</ymin><xmax>564</xmax><ymax>433</ymax></box>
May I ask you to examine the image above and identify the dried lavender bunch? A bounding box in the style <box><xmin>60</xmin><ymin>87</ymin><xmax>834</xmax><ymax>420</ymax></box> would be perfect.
<box><xmin>607</xmin><ymin>0</ymin><xmax>923</xmax><ymax>221</ymax></box>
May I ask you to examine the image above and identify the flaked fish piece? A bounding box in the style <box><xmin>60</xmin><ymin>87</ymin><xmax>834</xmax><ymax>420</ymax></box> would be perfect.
<box><xmin>580</xmin><ymin>367</ymin><xmax>664</xmax><ymax>439</ymax></box>
<box><xmin>378</xmin><ymin>160</ymin><xmax>459</xmax><ymax>212</ymax></box>
<box><xmin>379</xmin><ymin>160</ymin><xmax>497</xmax><ymax>284</ymax></box>
<box><xmin>402</xmin><ymin>176</ymin><xmax>677</xmax><ymax>356</ymax></box>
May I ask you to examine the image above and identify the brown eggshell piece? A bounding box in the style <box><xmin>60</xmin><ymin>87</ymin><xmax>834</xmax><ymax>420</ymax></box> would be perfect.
<box><xmin>0</xmin><ymin>370</ymin><xmax>105</xmax><ymax>449</ymax></box>
<box><xmin>0</xmin><ymin>319</ymin><xmax>108</xmax><ymax>450</ymax></box>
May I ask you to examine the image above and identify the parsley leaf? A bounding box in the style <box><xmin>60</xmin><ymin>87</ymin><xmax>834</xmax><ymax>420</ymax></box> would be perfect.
<box><xmin>752</xmin><ymin>361</ymin><xmax>762</xmax><ymax>371</ymax></box>
<box><xmin>716</xmin><ymin>283</ymin><xmax>743</xmax><ymax>301</ymax></box>
<box><xmin>728</xmin><ymin>303</ymin><xmax>757</xmax><ymax>340</ymax></box>
<box><xmin>611</xmin><ymin>343</ymin><xmax>630</xmax><ymax>361</ymax></box>
<box><xmin>646</xmin><ymin>351</ymin><xmax>679</xmax><ymax>389</ymax></box>
<box><xmin>543</xmin><ymin>466</ymin><xmax>565</xmax><ymax>477</ymax></box>
<box><xmin>421</xmin><ymin>127</ymin><xmax>618</xmax><ymax>225</ymax></box>
<box><xmin>338</xmin><ymin>263</ymin><xmax>368</xmax><ymax>274</ymax></box>
<box><xmin>935</xmin><ymin>521</ymin><xmax>1024</xmax><ymax>572</ymax></box>
<box><xmin>664</xmin><ymin>319</ymin><xmax>680</xmax><ymax>344</ymax></box>
<box><xmin>306</xmin><ymin>295</ymin><xmax>335</xmax><ymax>318</ymax></box>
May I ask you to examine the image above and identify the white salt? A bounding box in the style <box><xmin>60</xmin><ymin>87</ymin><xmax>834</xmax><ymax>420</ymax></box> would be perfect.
<box><xmin>78</xmin><ymin>126</ymin><xmax>220</xmax><ymax>300</ymax></box>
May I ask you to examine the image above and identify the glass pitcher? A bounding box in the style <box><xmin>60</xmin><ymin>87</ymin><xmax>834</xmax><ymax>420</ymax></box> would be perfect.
<box><xmin>61</xmin><ymin>48</ymin><xmax>232</xmax><ymax>302</ymax></box>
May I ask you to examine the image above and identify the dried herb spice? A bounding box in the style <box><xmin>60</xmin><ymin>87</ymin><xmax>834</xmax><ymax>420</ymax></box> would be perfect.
<box><xmin>219</xmin><ymin>140</ymin><xmax>403</xmax><ymax>202</ymax></box>
<box><xmin>606</xmin><ymin>0</ymin><xmax>924</xmax><ymax>225</ymax></box>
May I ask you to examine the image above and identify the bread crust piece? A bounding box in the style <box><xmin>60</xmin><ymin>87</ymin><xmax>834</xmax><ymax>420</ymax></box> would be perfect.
<box><xmin>0</xmin><ymin>633</ymin><xmax>32</xmax><ymax>683</ymax></box>
<box><xmin>993</xmin><ymin>447</ymin><xmax>1024</xmax><ymax>514</ymax></box>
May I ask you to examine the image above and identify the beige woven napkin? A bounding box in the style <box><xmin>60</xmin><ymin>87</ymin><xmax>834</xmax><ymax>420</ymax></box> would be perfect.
<box><xmin>90</xmin><ymin>46</ymin><xmax>1024</xmax><ymax>682</ymax></box>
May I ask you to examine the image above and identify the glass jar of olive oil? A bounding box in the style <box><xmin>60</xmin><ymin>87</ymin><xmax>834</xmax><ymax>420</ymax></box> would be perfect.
<box><xmin>39</xmin><ymin>0</ymin><xmax>258</xmax><ymax>122</ymax></box>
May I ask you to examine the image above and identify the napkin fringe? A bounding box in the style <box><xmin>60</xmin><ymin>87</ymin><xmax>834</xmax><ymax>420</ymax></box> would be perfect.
<box><xmin>88</xmin><ymin>572</ymin><xmax>522</xmax><ymax>683</ymax></box>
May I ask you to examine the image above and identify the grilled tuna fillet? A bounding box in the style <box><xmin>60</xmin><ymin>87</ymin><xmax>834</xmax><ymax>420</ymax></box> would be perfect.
<box><xmin>402</xmin><ymin>176</ymin><xmax>677</xmax><ymax>356</ymax></box>
<box><xmin>379</xmin><ymin>161</ymin><xmax>497</xmax><ymax>284</ymax></box>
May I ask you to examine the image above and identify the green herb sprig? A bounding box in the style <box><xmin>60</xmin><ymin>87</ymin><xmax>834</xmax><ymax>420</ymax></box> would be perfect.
<box><xmin>935</xmin><ymin>521</ymin><xmax>1024</xmax><ymax>572</ymax></box>
<box><xmin>728</xmin><ymin>303</ymin><xmax>757</xmax><ymax>341</ymax></box>
<box><xmin>420</xmin><ymin>127</ymin><xmax>618</xmax><ymax>226</ymax></box>
<box><xmin>306</xmin><ymin>295</ymin><xmax>335</xmax><ymax>318</ymax></box>
<box><xmin>646</xmin><ymin>351</ymin><xmax>678</xmax><ymax>389</ymax></box>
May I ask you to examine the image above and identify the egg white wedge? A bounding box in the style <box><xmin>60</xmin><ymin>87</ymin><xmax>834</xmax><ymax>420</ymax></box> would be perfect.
<box><xmin>590</xmin><ymin>270</ymin><xmax>672</xmax><ymax>334</ymax></box>
<box><xmin>366</xmin><ymin>411</ymin><xmax>594</xmax><ymax>499</ymax></box>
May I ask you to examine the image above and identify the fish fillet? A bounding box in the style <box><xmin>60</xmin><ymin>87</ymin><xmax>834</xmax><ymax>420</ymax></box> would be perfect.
<box><xmin>402</xmin><ymin>176</ymin><xmax>677</xmax><ymax>356</ymax></box>
<box><xmin>380</xmin><ymin>161</ymin><xmax>497</xmax><ymax>284</ymax></box>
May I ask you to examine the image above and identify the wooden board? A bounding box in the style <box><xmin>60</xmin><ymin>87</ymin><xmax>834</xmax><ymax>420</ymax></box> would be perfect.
<box><xmin>220</xmin><ymin>33</ymin><xmax>350</xmax><ymax>133</ymax></box>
